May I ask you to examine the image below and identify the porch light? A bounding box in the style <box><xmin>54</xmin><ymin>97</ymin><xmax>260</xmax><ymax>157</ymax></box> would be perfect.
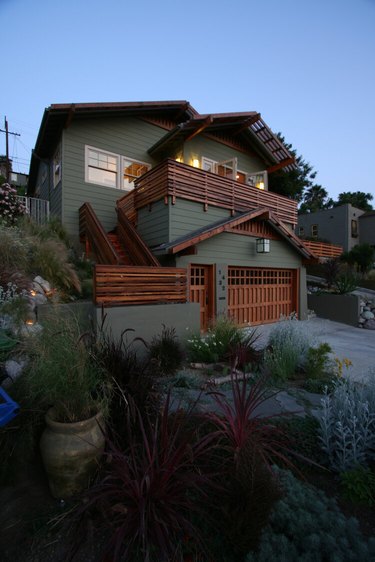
<box><xmin>256</xmin><ymin>238</ymin><xmax>270</xmax><ymax>253</ymax></box>
<box><xmin>192</xmin><ymin>158</ymin><xmax>200</xmax><ymax>168</ymax></box>
<box><xmin>257</xmin><ymin>181</ymin><xmax>265</xmax><ymax>190</ymax></box>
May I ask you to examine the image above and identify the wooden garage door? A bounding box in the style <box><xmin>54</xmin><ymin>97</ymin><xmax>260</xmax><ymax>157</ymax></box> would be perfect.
<box><xmin>228</xmin><ymin>267</ymin><xmax>298</xmax><ymax>326</ymax></box>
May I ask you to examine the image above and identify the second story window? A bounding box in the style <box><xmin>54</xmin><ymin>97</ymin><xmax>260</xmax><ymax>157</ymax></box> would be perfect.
<box><xmin>351</xmin><ymin>219</ymin><xmax>358</xmax><ymax>237</ymax></box>
<box><xmin>298</xmin><ymin>226</ymin><xmax>305</xmax><ymax>237</ymax></box>
<box><xmin>86</xmin><ymin>146</ymin><xmax>118</xmax><ymax>188</ymax></box>
<box><xmin>122</xmin><ymin>158</ymin><xmax>150</xmax><ymax>191</ymax></box>
<box><xmin>311</xmin><ymin>224</ymin><xmax>318</xmax><ymax>238</ymax></box>
<box><xmin>85</xmin><ymin>146</ymin><xmax>150</xmax><ymax>190</ymax></box>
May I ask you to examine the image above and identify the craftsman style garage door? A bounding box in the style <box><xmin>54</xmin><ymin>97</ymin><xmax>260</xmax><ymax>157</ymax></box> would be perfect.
<box><xmin>228</xmin><ymin>267</ymin><xmax>298</xmax><ymax>326</ymax></box>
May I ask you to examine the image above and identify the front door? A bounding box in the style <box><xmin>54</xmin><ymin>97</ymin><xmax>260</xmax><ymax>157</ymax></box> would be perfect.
<box><xmin>189</xmin><ymin>264</ymin><xmax>214</xmax><ymax>332</ymax></box>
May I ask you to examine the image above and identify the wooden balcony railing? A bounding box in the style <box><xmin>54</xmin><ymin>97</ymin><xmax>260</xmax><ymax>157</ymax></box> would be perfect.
<box><xmin>79</xmin><ymin>203</ymin><xmax>120</xmax><ymax>265</ymax></box>
<box><xmin>302</xmin><ymin>240</ymin><xmax>343</xmax><ymax>258</ymax></box>
<box><xmin>117</xmin><ymin>159</ymin><xmax>298</xmax><ymax>226</ymax></box>
<box><xmin>94</xmin><ymin>265</ymin><xmax>187</xmax><ymax>306</ymax></box>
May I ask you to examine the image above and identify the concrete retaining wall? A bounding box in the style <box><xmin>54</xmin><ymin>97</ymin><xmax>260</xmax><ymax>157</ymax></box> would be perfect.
<box><xmin>38</xmin><ymin>301</ymin><xmax>200</xmax><ymax>355</ymax></box>
<box><xmin>95</xmin><ymin>302</ymin><xmax>200</xmax><ymax>355</ymax></box>
<box><xmin>308</xmin><ymin>293</ymin><xmax>360</xmax><ymax>327</ymax></box>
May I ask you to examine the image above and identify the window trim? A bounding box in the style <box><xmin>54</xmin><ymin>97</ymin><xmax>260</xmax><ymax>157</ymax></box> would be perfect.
<box><xmin>85</xmin><ymin>145</ymin><xmax>151</xmax><ymax>191</ymax></box>
<box><xmin>311</xmin><ymin>224</ymin><xmax>319</xmax><ymax>238</ymax></box>
<box><xmin>85</xmin><ymin>145</ymin><xmax>120</xmax><ymax>189</ymax></box>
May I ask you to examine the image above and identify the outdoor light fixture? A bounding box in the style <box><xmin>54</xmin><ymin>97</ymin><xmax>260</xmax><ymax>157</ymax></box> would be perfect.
<box><xmin>256</xmin><ymin>238</ymin><xmax>270</xmax><ymax>253</ymax></box>
<box><xmin>192</xmin><ymin>158</ymin><xmax>200</xmax><ymax>168</ymax></box>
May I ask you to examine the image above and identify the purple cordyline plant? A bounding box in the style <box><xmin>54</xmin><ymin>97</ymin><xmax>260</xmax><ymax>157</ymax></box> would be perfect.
<box><xmin>205</xmin><ymin>373</ymin><xmax>305</xmax><ymax>472</ymax></box>
<box><xmin>74</xmin><ymin>394</ymin><xmax>219</xmax><ymax>562</ymax></box>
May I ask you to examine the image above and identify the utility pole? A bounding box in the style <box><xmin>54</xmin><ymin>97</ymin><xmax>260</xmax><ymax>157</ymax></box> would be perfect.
<box><xmin>0</xmin><ymin>117</ymin><xmax>20</xmax><ymax>182</ymax></box>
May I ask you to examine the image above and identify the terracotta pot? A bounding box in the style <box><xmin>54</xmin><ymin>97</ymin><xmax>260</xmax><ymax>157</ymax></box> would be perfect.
<box><xmin>40</xmin><ymin>408</ymin><xmax>105</xmax><ymax>499</ymax></box>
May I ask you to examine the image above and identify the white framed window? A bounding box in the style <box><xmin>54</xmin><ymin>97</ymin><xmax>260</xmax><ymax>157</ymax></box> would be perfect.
<box><xmin>85</xmin><ymin>146</ymin><xmax>119</xmax><ymax>188</ymax></box>
<box><xmin>122</xmin><ymin>157</ymin><xmax>150</xmax><ymax>191</ymax></box>
<box><xmin>85</xmin><ymin>146</ymin><xmax>150</xmax><ymax>191</ymax></box>
<box><xmin>246</xmin><ymin>170</ymin><xmax>268</xmax><ymax>190</ymax></box>
<box><xmin>53</xmin><ymin>144</ymin><xmax>62</xmax><ymax>188</ymax></box>
<box><xmin>201</xmin><ymin>157</ymin><xmax>238</xmax><ymax>180</ymax></box>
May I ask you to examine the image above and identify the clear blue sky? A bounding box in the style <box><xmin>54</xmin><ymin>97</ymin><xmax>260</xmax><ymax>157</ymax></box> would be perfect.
<box><xmin>1</xmin><ymin>0</ymin><xmax>374</xmax><ymax>201</ymax></box>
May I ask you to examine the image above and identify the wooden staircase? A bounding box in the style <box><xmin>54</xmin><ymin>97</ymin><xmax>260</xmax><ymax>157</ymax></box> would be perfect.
<box><xmin>107</xmin><ymin>231</ymin><xmax>132</xmax><ymax>265</ymax></box>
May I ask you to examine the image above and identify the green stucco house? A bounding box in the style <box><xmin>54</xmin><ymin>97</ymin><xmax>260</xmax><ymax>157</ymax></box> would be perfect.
<box><xmin>28</xmin><ymin>101</ymin><xmax>314</xmax><ymax>332</ymax></box>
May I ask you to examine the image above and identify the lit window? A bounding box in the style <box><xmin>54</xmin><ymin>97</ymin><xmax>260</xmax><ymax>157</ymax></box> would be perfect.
<box><xmin>123</xmin><ymin>157</ymin><xmax>150</xmax><ymax>191</ymax></box>
<box><xmin>311</xmin><ymin>224</ymin><xmax>318</xmax><ymax>238</ymax></box>
<box><xmin>246</xmin><ymin>171</ymin><xmax>267</xmax><ymax>190</ymax></box>
<box><xmin>85</xmin><ymin>146</ymin><xmax>150</xmax><ymax>190</ymax></box>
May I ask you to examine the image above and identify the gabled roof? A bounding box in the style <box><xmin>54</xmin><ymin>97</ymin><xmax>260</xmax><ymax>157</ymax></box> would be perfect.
<box><xmin>28</xmin><ymin>100</ymin><xmax>295</xmax><ymax>192</ymax></box>
<box><xmin>152</xmin><ymin>208</ymin><xmax>315</xmax><ymax>260</ymax></box>
<box><xmin>28</xmin><ymin>101</ymin><xmax>196</xmax><ymax>190</ymax></box>
<box><xmin>148</xmin><ymin>112</ymin><xmax>295</xmax><ymax>172</ymax></box>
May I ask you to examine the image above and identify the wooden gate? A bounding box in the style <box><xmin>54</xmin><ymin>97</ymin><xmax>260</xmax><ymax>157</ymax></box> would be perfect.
<box><xmin>228</xmin><ymin>267</ymin><xmax>298</xmax><ymax>326</ymax></box>
<box><xmin>189</xmin><ymin>265</ymin><xmax>214</xmax><ymax>332</ymax></box>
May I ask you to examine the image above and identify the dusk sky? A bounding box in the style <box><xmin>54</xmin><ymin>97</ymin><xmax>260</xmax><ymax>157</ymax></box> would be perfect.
<box><xmin>1</xmin><ymin>0</ymin><xmax>374</xmax><ymax>201</ymax></box>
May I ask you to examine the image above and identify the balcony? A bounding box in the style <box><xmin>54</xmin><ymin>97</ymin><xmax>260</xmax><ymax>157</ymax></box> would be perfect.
<box><xmin>117</xmin><ymin>159</ymin><xmax>298</xmax><ymax>227</ymax></box>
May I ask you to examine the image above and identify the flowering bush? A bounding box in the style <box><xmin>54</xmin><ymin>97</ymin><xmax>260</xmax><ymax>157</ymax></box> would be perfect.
<box><xmin>0</xmin><ymin>183</ymin><xmax>27</xmax><ymax>225</ymax></box>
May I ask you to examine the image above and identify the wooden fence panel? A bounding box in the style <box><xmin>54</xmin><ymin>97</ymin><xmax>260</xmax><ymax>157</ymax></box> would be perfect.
<box><xmin>94</xmin><ymin>265</ymin><xmax>187</xmax><ymax>306</ymax></box>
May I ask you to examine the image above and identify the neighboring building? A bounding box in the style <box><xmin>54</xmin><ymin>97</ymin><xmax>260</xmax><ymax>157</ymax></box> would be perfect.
<box><xmin>28</xmin><ymin>101</ymin><xmax>315</xmax><ymax>330</ymax></box>
<box><xmin>358</xmin><ymin>211</ymin><xmax>375</xmax><ymax>248</ymax></box>
<box><xmin>297</xmin><ymin>204</ymin><xmax>365</xmax><ymax>252</ymax></box>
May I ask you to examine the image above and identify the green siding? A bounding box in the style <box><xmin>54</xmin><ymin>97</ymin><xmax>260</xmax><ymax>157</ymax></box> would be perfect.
<box><xmin>170</xmin><ymin>199</ymin><xmax>230</xmax><ymax>240</ymax></box>
<box><xmin>183</xmin><ymin>136</ymin><xmax>265</xmax><ymax>175</ymax></box>
<box><xmin>175</xmin><ymin>232</ymin><xmax>301</xmax><ymax>269</ymax></box>
<box><xmin>137</xmin><ymin>200</ymin><xmax>170</xmax><ymax>247</ymax></box>
<box><xmin>62</xmin><ymin>117</ymin><xmax>166</xmax><ymax>240</ymax></box>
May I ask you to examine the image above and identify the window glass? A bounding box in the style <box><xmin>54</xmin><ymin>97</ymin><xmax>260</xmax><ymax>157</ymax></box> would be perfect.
<box><xmin>87</xmin><ymin>148</ymin><xmax>118</xmax><ymax>188</ymax></box>
<box><xmin>123</xmin><ymin>158</ymin><xmax>150</xmax><ymax>190</ymax></box>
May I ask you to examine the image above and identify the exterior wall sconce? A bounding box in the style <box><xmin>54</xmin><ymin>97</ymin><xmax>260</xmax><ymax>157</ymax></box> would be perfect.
<box><xmin>256</xmin><ymin>238</ymin><xmax>270</xmax><ymax>253</ymax></box>
<box><xmin>192</xmin><ymin>158</ymin><xmax>200</xmax><ymax>168</ymax></box>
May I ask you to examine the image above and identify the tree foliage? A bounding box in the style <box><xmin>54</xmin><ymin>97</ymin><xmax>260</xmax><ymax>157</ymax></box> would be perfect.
<box><xmin>299</xmin><ymin>185</ymin><xmax>332</xmax><ymax>214</ymax></box>
<box><xmin>341</xmin><ymin>243</ymin><xmax>374</xmax><ymax>274</ymax></box>
<box><xmin>333</xmin><ymin>191</ymin><xmax>373</xmax><ymax>212</ymax></box>
<box><xmin>268</xmin><ymin>134</ymin><xmax>318</xmax><ymax>203</ymax></box>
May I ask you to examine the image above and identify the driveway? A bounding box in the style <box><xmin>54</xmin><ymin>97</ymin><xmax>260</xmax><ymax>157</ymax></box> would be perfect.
<box><xmin>255</xmin><ymin>317</ymin><xmax>375</xmax><ymax>383</ymax></box>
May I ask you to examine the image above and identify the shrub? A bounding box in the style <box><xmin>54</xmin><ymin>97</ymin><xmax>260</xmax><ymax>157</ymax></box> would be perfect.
<box><xmin>92</xmin><ymin>321</ymin><xmax>160</xmax><ymax>443</ymax></box>
<box><xmin>0</xmin><ymin>183</ymin><xmax>27</xmax><ymax>225</ymax></box>
<box><xmin>263</xmin><ymin>318</ymin><xmax>314</xmax><ymax>381</ymax></box>
<box><xmin>318</xmin><ymin>379</ymin><xmax>375</xmax><ymax>472</ymax></box>
<box><xmin>148</xmin><ymin>325</ymin><xmax>184</xmax><ymax>376</ymax></box>
<box><xmin>333</xmin><ymin>271</ymin><xmax>359</xmax><ymax>294</ymax></box>
<box><xmin>228</xmin><ymin>328</ymin><xmax>263</xmax><ymax>371</ymax></box>
<box><xmin>189</xmin><ymin>375</ymin><xmax>303</xmax><ymax>559</ymax></box>
<box><xmin>22</xmin><ymin>311</ymin><xmax>108</xmax><ymax>422</ymax></box>
<box><xmin>246</xmin><ymin>467</ymin><xmax>375</xmax><ymax>561</ymax></box>
<box><xmin>187</xmin><ymin>317</ymin><xmax>257</xmax><ymax>367</ymax></box>
<box><xmin>75</xmin><ymin>397</ymin><xmax>216</xmax><ymax>562</ymax></box>
<box><xmin>304</xmin><ymin>342</ymin><xmax>333</xmax><ymax>380</ymax></box>
<box><xmin>341</xmin><ymin>465</ymin><xmax>375</xmax><ymax>507</ymax></box>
